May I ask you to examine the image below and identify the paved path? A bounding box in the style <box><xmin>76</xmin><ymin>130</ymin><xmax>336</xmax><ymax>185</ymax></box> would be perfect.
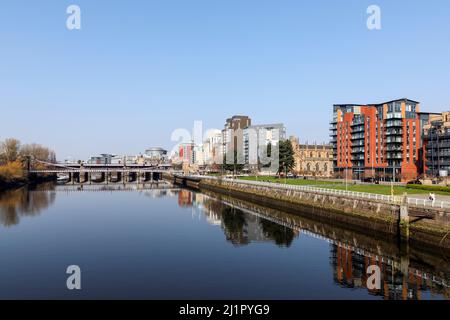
<box><xmin>408</xmin><ymin>193</ymin><xmax>450</xmax><ymax>202</ymax></box>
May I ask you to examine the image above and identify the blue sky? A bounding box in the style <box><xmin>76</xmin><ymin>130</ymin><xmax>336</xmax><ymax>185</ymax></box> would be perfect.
<box><xmin>1</xmin><ymin>0</ymin><xmax>450</xmax><ymax>160</ymax></box>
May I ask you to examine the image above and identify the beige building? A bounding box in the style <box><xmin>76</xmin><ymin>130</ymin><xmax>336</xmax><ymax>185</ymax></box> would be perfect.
<box><xmin>290</xmin><ymin>136</ymin><xmax>333</xmax><ymax>177</ymax></box>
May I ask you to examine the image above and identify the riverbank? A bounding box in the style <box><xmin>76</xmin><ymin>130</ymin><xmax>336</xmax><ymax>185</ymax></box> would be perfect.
<box><xmin>0</xmin><ymin>175</ymin><xmax>56</xmax><ymax>193</ymax></box>
<box><xmin>239</xmin><ymin>176</ymin><xmax>450</xmax><ymax>196</ymax></box>
<box><xmin>199</xmin><ymin>188</ymin><xmax>450</xmax><ymax>288</ymax></box>
<box><xmin>0</xmin><ymin>178</ymin><xmax>27</xmax><ymax>192</ymax></box>
<box><xmin>170</xmin><ymin>175</ymin><xmax>450</xmax><ymax>252</ymax></box>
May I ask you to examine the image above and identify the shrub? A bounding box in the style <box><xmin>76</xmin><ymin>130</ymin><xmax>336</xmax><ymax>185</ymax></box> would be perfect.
<box><xmin>406</xmin><ymin>184</ymin><xmax>450</xmax><ymax>193</ymax></box>
<box><xmin>0</xmin><ymin>161</ymin><xmax>24</xmax><ymax>183</ymax></box>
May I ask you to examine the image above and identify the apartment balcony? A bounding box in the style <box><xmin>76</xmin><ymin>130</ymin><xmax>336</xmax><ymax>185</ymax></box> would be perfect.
<box><xmin>426</xmin><ymin>142</ymin><xmax>450</xmax><ymax>149</ymax></box>
<box><xmin>351</xmin><ymin>121</ymin><xmax>365</xmax><ymax>127</ymax></box>
<box><xmin>385</xmin><ymin>113</ymin><xmax>403</xmax><ymax>120</ymax></box>
<box><xmin>352</xmin><ymin>141</ymin><xmax>365</xmax><ymax>147</ymax></box>
<box><xmin>426</xmin><ymin>153</ymin><xmax>450</xmax><ymax>160</ymax></box>
<box><xmin>386</xmin><ymin>146</ymin><xmax>403</xmax><ymax>152</ymax></box>
<box><xmin>351</xmin><ymin>160</ymin><xmax>365</xmax><ymax>166</ymax></box>
<box><xmin>385</xmin><ymin>120</ymin><xmax>403</xmax><ymax>128</ymax></box>
<box><xmin>386</xmin><ymin>153</ymin><xmax>403</xmax><ymax>160</ymax></box>
<box><xmin>351</xmin><ymin>127</ymin><xmax>365</xmax><ymax>133</ymax></box>
<box><xmin>351</xmin><ymin>134</ymin><xmax>365</xmax><ymax>140</ymax></box>
<box><xmin>385</xmin><ymin>129</ymin><xmax>403</xmax><ymax>136</ymax></box>
<box><xmin>426</xmin><ymin>160</ymin><xmax>450</xmax><ymax>167</ymax></box>
<box><xmin>351</xmin><ymin>148</ymin><xmax>365</xmax><ymax>154</ymax></box>
<box><xmin>424</xmin><ymin>132</ymin><xmax>450</xmax><ymax>141</ymax></box>
<box><xmin>386</xmin><ymin>137</ymin><xmax>402</xmax><ymax>143</ymax></box>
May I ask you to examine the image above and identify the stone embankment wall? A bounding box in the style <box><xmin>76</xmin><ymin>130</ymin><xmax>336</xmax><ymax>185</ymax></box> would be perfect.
<box><xmin>169</xmin><ymin>175</ymin><xmax>450</xmax><ymax>250</ymax></box>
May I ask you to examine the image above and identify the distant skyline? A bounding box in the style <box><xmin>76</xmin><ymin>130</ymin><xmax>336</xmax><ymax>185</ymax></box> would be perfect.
<box><xmin>1</xmin><ymin>0</ymin><xmax>450</xmax><ymax>160</ymax></box>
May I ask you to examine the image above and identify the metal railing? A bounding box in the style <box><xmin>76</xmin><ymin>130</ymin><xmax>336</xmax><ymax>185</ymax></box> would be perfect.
<box><xmin>186</xmin><ymin>175</ymin><xmax>450</xmax><ymax>210</ymax></box>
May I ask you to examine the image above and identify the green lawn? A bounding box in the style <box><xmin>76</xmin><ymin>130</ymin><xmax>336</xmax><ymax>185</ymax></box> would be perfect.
<box><xmin>238</xmin><ymin>176</ymin><xmax>433</xmax><ymax>196</ymax></box>
<box><xmin>239</xmin><ymin>176</ymin><xmax>342</xmax><ymax>186</ymax></box>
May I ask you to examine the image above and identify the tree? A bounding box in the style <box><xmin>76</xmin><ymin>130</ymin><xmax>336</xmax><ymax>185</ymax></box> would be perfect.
<box><xmin>0</xmin><ymin>160</ymin><xmax>24</xmax><ymax>182</ymax></box>
<box><xmin>0</xmin><ymin>138</ymin><xmax>21</xmax><ymax>164</ymax></box>
<box><xmin>20</xmin><ymin>143</ymin><xmax>55</xmax><ymax>163</ymax></box>
<box><xmin>223</xmin><ymin>151</ymin><xmax>244</xmax><ymax>173</ymax></box>
<box><xmin>278</xmin><ymin>140</ymin><xmax>295</xmax><ymax>175</ymax></box>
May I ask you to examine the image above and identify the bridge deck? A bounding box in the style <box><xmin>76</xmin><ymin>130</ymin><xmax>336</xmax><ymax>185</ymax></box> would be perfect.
<box><xmin>30</xmin><ymin>169</ymin><xmax>174</xmax><ymax>173</ymax></box>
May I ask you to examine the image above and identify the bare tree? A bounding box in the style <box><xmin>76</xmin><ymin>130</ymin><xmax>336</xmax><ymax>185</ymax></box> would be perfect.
<box><xmin>0</xmin><ymin>138</ymin><xmax>21</xmax><ymax>163</ymax></box>
<box><xmin>20</xmin><ymin>143</ymin><xmax>56</xmax><ymax>165</ymax></box>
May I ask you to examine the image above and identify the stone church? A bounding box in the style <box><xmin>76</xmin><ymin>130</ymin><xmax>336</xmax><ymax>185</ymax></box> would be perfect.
<box><xmin>290</xmin><ymin>136</ymin><xmax>333</xmax><ymax>177</ymax></box>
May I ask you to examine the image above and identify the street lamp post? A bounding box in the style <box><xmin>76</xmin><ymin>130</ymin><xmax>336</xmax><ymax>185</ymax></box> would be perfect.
<box><xmin>345</xmin><ymin>166</ymin><xmax>348</xmax><ymax>191</ymax></box>
<box><xmin>391</xmin><ymin>163</ymin><xmax>396</xmax><ymax>200</ymax></box>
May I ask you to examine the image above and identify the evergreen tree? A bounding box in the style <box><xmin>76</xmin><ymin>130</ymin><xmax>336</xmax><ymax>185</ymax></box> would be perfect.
<box><xmin>278</xmin><ymin>140</ymin><xmax>295</xmax><ymax>175</ymax></box>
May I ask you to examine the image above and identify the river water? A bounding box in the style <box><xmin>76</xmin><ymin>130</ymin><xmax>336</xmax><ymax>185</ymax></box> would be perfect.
<box><xmin>0</xmin><ymin>183</ymin><xmax>448</xmax><ymax>300</ymax></box>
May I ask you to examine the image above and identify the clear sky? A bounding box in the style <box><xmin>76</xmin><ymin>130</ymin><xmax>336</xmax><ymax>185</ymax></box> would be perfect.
<box><xmin>1</xmin><ymin>0</ymin><xmax>450</xmax><ymax>160</ymax></box>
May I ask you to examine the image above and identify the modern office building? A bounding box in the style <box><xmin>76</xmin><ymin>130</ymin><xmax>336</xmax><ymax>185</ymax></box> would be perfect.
<box><xmin>87</xmin><ymin>154</ymin><xmax>117</xmax><ymax>164</ymax></box>
<box><xmin>243</xmin><ymin>124</ymin><xmax>286</xmax><ymax>170</ymax></box>
<box><xmin>222</xmin><ymin>115</ymin><xmax>252</xmax><ymax>157</ymax></box>
<box><xmin>331</xmin><ymin>98</ymin><xmax>423</xmax><ymax>182</ymax></box>
<box><xmin>423</xmin><ymin>111</ymin><xmax>450</xmax><ymax>178</ymax></box>
<box><xmin>144</xmin><ymin>147</ymin><xmax>168</xmax><ymax>162</ymax></box>
<box><xmin>179</xmin><ymin>142</ymin><xmax>195</xmax><ymax>165</ymax></box>
<box><xmin>202</xmin><ymin>130</ymin><xmax>223</xmax><ymax>167</ymax></box>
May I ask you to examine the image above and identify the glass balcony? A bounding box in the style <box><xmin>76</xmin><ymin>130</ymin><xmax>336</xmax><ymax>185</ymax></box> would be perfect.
<box><xmin>385</xmin><ymin>120</ymin><xmax>403</xmax><ymax>128</ymax></box>
<box><xmin>386</xmin><ymin>129</ymin><xmax>403</xmax><ymax>136</ymax></box>
<box><xmin>386</xmin><ymin>137</ymin><xmax>402</xmax><ymax>143</ymax></box>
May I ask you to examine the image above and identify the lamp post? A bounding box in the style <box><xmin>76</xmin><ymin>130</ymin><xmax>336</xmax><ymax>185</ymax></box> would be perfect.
<box><xmin>345</xmin><ymin>166</ymin><xmax>348</xmax><ymax>191</ymax></box>
<box><xmin>391</xmin><ymin>163</ymin><xmax>396</xmax><ymax>200</ymax></box>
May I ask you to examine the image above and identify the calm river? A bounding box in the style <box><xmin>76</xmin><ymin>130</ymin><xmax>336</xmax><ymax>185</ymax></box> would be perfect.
<box><xmin>0</xmin><ymin>183</ymin><xmax>448</xmax><ymax>300</ymax></box>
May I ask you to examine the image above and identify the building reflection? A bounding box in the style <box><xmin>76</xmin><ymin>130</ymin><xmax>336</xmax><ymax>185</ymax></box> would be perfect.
<box><xmin>178</xmin><ymin>189</ymin><xmax>193</xmax><ymax>207</ymax></box>
<box><xmin>179</xmin><ymin>189</ymin><xmax>298</xmax><ymax>247</ymax></box>
<box><xmin>179</xmin><ymin>189</ymin><xmax>449</xmax><ymax>299</ymax></box>
<box><xmin>0</xmin><ymin>183</ymin><xmax>56</xmax><ymax>227</ymax></box>
<box><xmin>331</xmin><ymin>244</ymin><xmax>449</xmax><ymax>300</ymax></box>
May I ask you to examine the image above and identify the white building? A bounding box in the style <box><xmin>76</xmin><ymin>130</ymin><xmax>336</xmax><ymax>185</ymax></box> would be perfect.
<box><xmin>144</xmin><ymin>147</ymin><xmax>168</xmax><ymax>163</ymax></box>
<box><xmin>203</xmin><ymin>130</ymin><xmax>223</xmax><ymax>166</ymax></box>
<box><xmin>243</xmin><ymin>123</ymin><xmax>286</xmax><ymax>171</ymax></box>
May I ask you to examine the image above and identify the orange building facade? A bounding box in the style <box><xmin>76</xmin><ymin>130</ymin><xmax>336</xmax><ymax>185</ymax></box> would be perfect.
<box><xmin>331</xmin><ymin>99</ymin><xmax>422</xmax><ymax>182</ymax></box>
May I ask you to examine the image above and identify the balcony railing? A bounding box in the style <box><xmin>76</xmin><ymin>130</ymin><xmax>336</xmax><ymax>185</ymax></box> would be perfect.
<box><xmin>386</xmin><ymin>129</ymin><xmax>403</xmax><ymax>136</ymax></box>
<box><xmin>385</xmin><ymin>120</ymin><xmax>403</xmax><ymax>128</ymax></box>
<box><xmin>186</xmin><ymin>175</ymin><xmax>450</xmax><ymax>209</ymax></box>
<box><xmin>386</xmin><ymin>154</ymin><xmax>403</xmax><ymax>160</ymax></box>
<box><xmin>351</xmin><ymin>127</ymin><xmax>365</xmax><ymax>133</ymax></box>
<box><xmin>351</xmin><ymin>121</ymin><xmax>365</xmax><ymax>127</ymax></box>
<box><xmin>386</xmin><ymin>137</ymin><xmax>402</xmax><ymax>143</ymax></box>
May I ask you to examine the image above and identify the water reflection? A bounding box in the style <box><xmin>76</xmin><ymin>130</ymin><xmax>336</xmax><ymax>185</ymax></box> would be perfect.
<box><xmin>0</xmin><ymin>183</ymin><xmax>56</xmax><ymax>227</ymax></box>
<box><xmin>179</xmin><ymin>189</ymin><xmax>450</xmax><ymax>300</ymax></box>
<box><xmin>331</xmin><ymin>244</ymin><xmax>449</xmax><ymax>300</ymax></box>
<box><xmin>0</xmin><ymin>185</ymin><xmax>448</xmax><ymax>299</ymax></box>
<box><xmin>178</xmin><ymin>190</ymin><xmax>298</xmax><ymax>247</ymax></box>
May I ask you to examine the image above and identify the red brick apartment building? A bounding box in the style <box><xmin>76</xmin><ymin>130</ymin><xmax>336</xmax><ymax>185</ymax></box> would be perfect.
<box><xmin>330</xmin><ymin>99</ymin><xmax>432</xmax><ymax>182</ymax></box>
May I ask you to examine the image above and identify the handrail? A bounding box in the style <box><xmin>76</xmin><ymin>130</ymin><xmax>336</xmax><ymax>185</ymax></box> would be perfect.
<box><xmin>186</xmin><ymin>175</ymin><xmax>450</xmax><ymax>210</ymax></box>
